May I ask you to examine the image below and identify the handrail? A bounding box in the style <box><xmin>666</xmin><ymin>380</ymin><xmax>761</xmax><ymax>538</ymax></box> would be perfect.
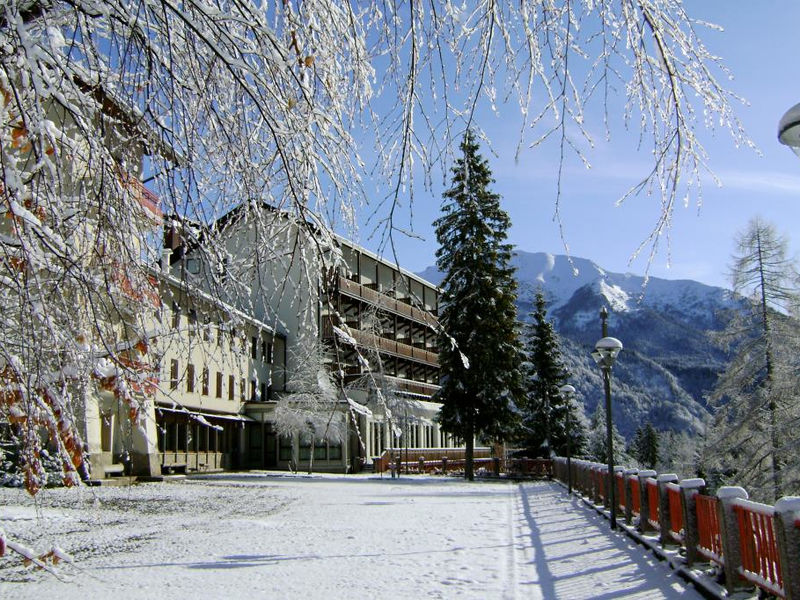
<box><xmin>629</xmin><ymin>476</ymin><xmax>641</xmax><ymax>516</ymax></box>
<box><xmin>666</xmin><ymin>482</ymin><xmax>684</xmax><ymax>543</ymax></box>
<box><xmin>696</xmin><ymin>494</ymin><xmax>723</xmax><ymax>565</ymax></box>
<box><xmin>616</xmin><ymin>471</ymin><xmax>626</xmax><ymax>512</ymax></box>
<box><xmin>733</xmin><ymin>499</ymin><xmax>783</xmax><ymax>598</ymax></box>
<box><xmin>552</xmin><ymin>457</ymin><xmax>800</xmax><ymax>599</ymax></box>
<box><xmin>646</xmin><ymin>478</ymin><xmax>660</xmax><ymax>530</ymax></box>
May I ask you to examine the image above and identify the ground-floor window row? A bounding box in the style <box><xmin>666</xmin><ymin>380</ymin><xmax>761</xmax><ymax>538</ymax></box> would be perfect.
<box><xmin>366</xmin><ymin>421</ymin><xmax>458</xmax><ymax>458</ymax></box>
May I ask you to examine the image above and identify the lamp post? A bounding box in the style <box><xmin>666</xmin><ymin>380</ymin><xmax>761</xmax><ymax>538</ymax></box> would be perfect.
<box><xmin>778</xmin><ymin>102</ymin><xmax>800</xmax><ymax>156</ymax></box>
<box><xmin>559</xmin><ymin>384</ymin><xmax>576</xmax><ymax>495</ymax></box>
<box><xmin>592</xmin><ymin>336</ymin><xmax>623</xmax><ymax>530</ymax></box>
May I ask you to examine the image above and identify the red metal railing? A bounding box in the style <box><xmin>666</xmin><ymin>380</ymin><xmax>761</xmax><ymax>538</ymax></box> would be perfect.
<box><xmin>629</xmin><ymin>476</ymin><xmax>641</xmax><ymax>516</ymax></box>
<box><xmin>666</xmin><ymin>482</ymin><xmax>684</xmax><ymax>543</ymax></box>
<box><xmin>616</xmin><ymin>471</ymin><xmax>626</xmax><ymax>512</ymax></box>
<box><xmin>733</xmin><ymin>499</ymin><xmax>783</xmax><ymax>598</ymax></box>
<box><xmin>646</xmin><ymin>478</ymin><xmax>660</xmax><ymax>530</ymax></box>
<box><xmin>696</xmin><ymin>494</ymin><xmax>723</xmax><ymax>564</ymax></box>
<box><xmin>593</xmin><ymin>468</ymin><xmax>606</xmax><ymax>502</ymax></box>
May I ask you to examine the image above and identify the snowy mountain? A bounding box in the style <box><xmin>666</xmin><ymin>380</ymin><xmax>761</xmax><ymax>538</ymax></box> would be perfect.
<box><xmin>419</xmin><ymin>251</ymin><xmax>738</xmax><ymax>439</ymax></box>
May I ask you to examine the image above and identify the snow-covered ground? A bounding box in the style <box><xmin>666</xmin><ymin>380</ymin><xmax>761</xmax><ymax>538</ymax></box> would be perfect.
<box><xmin>1</xmin><ymin>474</ymin><xmax>698</xmax><ymax>599</ymax></box>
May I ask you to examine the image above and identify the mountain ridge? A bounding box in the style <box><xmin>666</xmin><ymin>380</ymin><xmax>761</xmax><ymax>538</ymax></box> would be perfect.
<box><xmin>419</xmin><ymin>250</ymin><xmax>735</xmax><ymax>439</ymax></box>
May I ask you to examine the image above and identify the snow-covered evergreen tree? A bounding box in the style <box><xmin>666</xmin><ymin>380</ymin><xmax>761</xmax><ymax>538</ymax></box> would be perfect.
<box><xmin>521</xmin><ymin>292</ymin><xmax>586</xmax><ymax>458</ymax></box>
<box><xmin>434</xmin><ymin>131</ymin><xmax>525</xmax><ymax>481</ymax></box>
<box><xmin>587</xmin><ymin>403</ymin><xmax>631</xmax><ymax>466</ymax></box>
<box><xmin>705</xmin><ymin>218</ymin><xmax>800</xmax><ymax>501</ymax></box>
<box><xmin>629</xmin><ymin>423</ymin><xmax>659</xmax><ymax>469</ymax></box>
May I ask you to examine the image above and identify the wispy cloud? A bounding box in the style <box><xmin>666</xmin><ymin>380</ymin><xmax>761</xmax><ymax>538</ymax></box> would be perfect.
<box><xmin>709</xmin><ymin>169</ymin><xmax>800</xmax><ymax>194</ymax></box>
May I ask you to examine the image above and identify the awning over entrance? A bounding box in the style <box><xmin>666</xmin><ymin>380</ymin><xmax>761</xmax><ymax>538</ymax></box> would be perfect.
<box><xmin>156</xmin><ymin>405</ymin><xmax>254</xmax><ymax>423</ymax></box>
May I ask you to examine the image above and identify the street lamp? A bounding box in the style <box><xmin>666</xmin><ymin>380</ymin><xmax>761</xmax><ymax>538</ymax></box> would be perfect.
<box><xmin>592</xmin><ymin>336</ymin><xmax>623</xmax><ymax>530</ymax></box>
<box><xmin>559</xmin><ymin>383</ymin><xmax>576</xmax><ymax>495</ymax></box>
<box><xmin>778</xmin><ymin>102</ymin><xmax>800</xmax><ymax>156</ymax></box>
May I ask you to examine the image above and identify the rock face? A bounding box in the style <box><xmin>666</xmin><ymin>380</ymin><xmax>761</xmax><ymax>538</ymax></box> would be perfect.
<box><xmin>419</xmin><ymin>251</ymin><xmax>737</xmax><ymax>438</ymax></box>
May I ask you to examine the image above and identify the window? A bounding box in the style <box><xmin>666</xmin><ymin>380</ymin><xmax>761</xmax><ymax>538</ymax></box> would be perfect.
<box><xmin>216</xmin><ymin>372</ymin><xmax>223</xmax><ymax>398</ymax></box>
<box><xmin>229</xmin><ymin>375</ymin><xmax>235</xmax><ymax>401</ymax></box>
<box><xmin>314</xmin><ymin>443</ymin><xmax>327</xmax><ymax>461</ymax></box>
<box><xmin>279</xmin><ymin>436</ymin><xmax>292</xmax><ymax>461</ymax></box>
<box><xmin>203</xmin><ymin>317</ymin><xmax>210</xmax><ymax>342</ymax></box>
<box><xmin>186</xmin><ymin>363</ymin><xmax>195</xmax><ymax>393</ymax></box>
<box><xmin>170</xmin><ymin>359</ymin><xmax>179</xmax><ymax>390</ymax></box>
<box><xmin>266</xmin><ymin>342</ymin><xmax>273</xmax><ymax>364</ymax></box>
<box><xmin>186</xmin><ymin>257</ymin><xmax>201</xmax><ymax>274</ymax></box>
<box><xmin>299</xmin><ymin>434</ymin><xmax>312</xmax><ymax>461</ymax></box>
<box><xmin>240</xmin><ymin>378</ymin><xmax>246</xmax><ymax>402</ymax></box>
<box><xmin>261</xmin><ymin>340</ymin><xmax>267</xmax><ymax>363</ymax></box>
<box><xmin>165</xmin><ymin>422</ymin><xmax>177</xmax><ymax>452</ymax></box>
<box><xmin>171</xmin><ymin>302</ymin><xmax>180</xmax><ymax>329</ymax></box>
<box><xmin>329</xmin><ymin>440</ymin><xmax>342</xmax><ymax>461</ymax></box>
<box><xmin>260</xmin><ymin>382</ymin><xmax>266</xmax><ymax>403</ymax></box>
<box><xmin>250</xmin><ymin>380</ymin><xmax>256</xmax><ymax>402</ymax></box>
<box><xmin>251</xmin><ymin>336</ymin><xmax>257</xmax><ymax>359</ymax></box>
<box><xmin>217</xmin><ymin>322</ymin><xmax>224</xmax><ymax>347</ymax></box>
<box><xmin>202</xmin><ymin>367</ymin><xmax>209</xmax><ymax>396</ymax></box>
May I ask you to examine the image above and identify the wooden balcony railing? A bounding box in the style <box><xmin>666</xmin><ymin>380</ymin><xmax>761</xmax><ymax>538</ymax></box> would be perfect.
<box><xmin>337</xmin><ymin>276</ymin><xmax>439</xmax><ymax>328</ymax></box>
<box><xmin>322</xmin><ymin>318</ymin><xmax>439</xmax><ymax>367</ymax></box>
<box><xmin>343</xmin><ymin>373</ymin><xmax>440</xmax><ymax>398</ymax></box>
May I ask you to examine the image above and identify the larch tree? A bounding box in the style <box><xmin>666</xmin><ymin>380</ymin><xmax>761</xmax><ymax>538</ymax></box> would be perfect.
<box><xmin>521</xmin><ymin>291</ymin><xmax>586</xmax><ymax>458</ymax></box>
<box><xmin>0</xmin><ymin>0</ymin><xmax>753</xmax><ymax>539</ymax></box>
<box><xmin>705</xmin><ymin>217</ymin><xmax>800</xmax><ymax>502</ymax></box>
<box><xmin>434</xmin><ymin>130</ymin><xmax>524</xmax><ymax>481</ymax></box>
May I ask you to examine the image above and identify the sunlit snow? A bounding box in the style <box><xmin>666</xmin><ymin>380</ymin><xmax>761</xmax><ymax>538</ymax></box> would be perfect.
<box><xmin>1</xmin><ymin>475</ymin><xmax>698</xmax><ymax>599</ymax></box>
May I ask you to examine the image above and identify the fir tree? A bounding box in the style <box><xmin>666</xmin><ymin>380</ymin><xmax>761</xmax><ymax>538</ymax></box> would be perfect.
<box><xmin>434</xmin><ymin>131</ymin><xmax>525</xmax><ymax>481</ymax></box>
<box><xmin>629</xmin><ymin>423</ymin><xmax>659</xmax><ymax>469</ymax></box>
<box><xmin>521</xmin><ymin>292</ymin><xmax>587</xmax><ymax>458</ymax></box>
<box><xmin>587</xmin><ymin>404</ymin><xmax>630</xmax><ymax>465</ymax></box>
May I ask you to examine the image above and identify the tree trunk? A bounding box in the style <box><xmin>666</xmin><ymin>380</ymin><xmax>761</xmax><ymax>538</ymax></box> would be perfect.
<box><xmin>756</xmin><ymin>230</ymin><xmax>781</xmax><ymax>501</ymax></box>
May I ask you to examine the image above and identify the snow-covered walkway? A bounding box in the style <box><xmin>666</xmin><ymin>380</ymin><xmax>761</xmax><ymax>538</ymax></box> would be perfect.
<box><xmin>1</xmin><ymin>474</ymin><xmax>698</xmax><ymax>598</ymax></box>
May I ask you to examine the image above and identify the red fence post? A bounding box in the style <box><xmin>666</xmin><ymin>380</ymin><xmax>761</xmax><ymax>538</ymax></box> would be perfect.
<box><xmin>774</xmin><ymin>497</ymin><xmax>800</xmax><ymax>600</ymax></box>
<box><xmin>657</xmin><ymin>474</ymin><xmax>679</xmax><ymax>545</ymax></box>
<box><xmin>637</xmin><ymin>470</ymin><xmax>657</xmax><ymax>533</ymax></box>
<box><xmin>717</xmin><ymin>486</ymin><xmax>752</xmax><ymax>595</ymax></box>
<box><xmin>679</xmin><ymin>478</ymin><xmax>706</xmax><ymax>567</ymax></box>
<box><xmin>624</xmin><ymin>469</ymin><xmax>639</xmax><ymax>525</ymax></box>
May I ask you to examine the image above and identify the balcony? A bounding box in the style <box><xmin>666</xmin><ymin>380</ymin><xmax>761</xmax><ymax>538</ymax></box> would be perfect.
<box><xmin>336</xmin><ymin>276</ymin><xmax>438</xmax><ymax>328</ymax></box>
<box><xmin>322</xmin><ymin>318</ymin><xmax>439</xmax><ymax>368</ymax></box>
<box><xmin>343</xmin><ymin>372</ymin><xmax>440</xmax><ymax>399</ymax></box>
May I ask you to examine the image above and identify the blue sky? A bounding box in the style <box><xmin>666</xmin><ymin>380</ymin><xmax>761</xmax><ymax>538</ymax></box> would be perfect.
<box><xmin>348</xmin><ymin>2</ymin><xmax>800</xmax><ymax>291</ymax></box>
